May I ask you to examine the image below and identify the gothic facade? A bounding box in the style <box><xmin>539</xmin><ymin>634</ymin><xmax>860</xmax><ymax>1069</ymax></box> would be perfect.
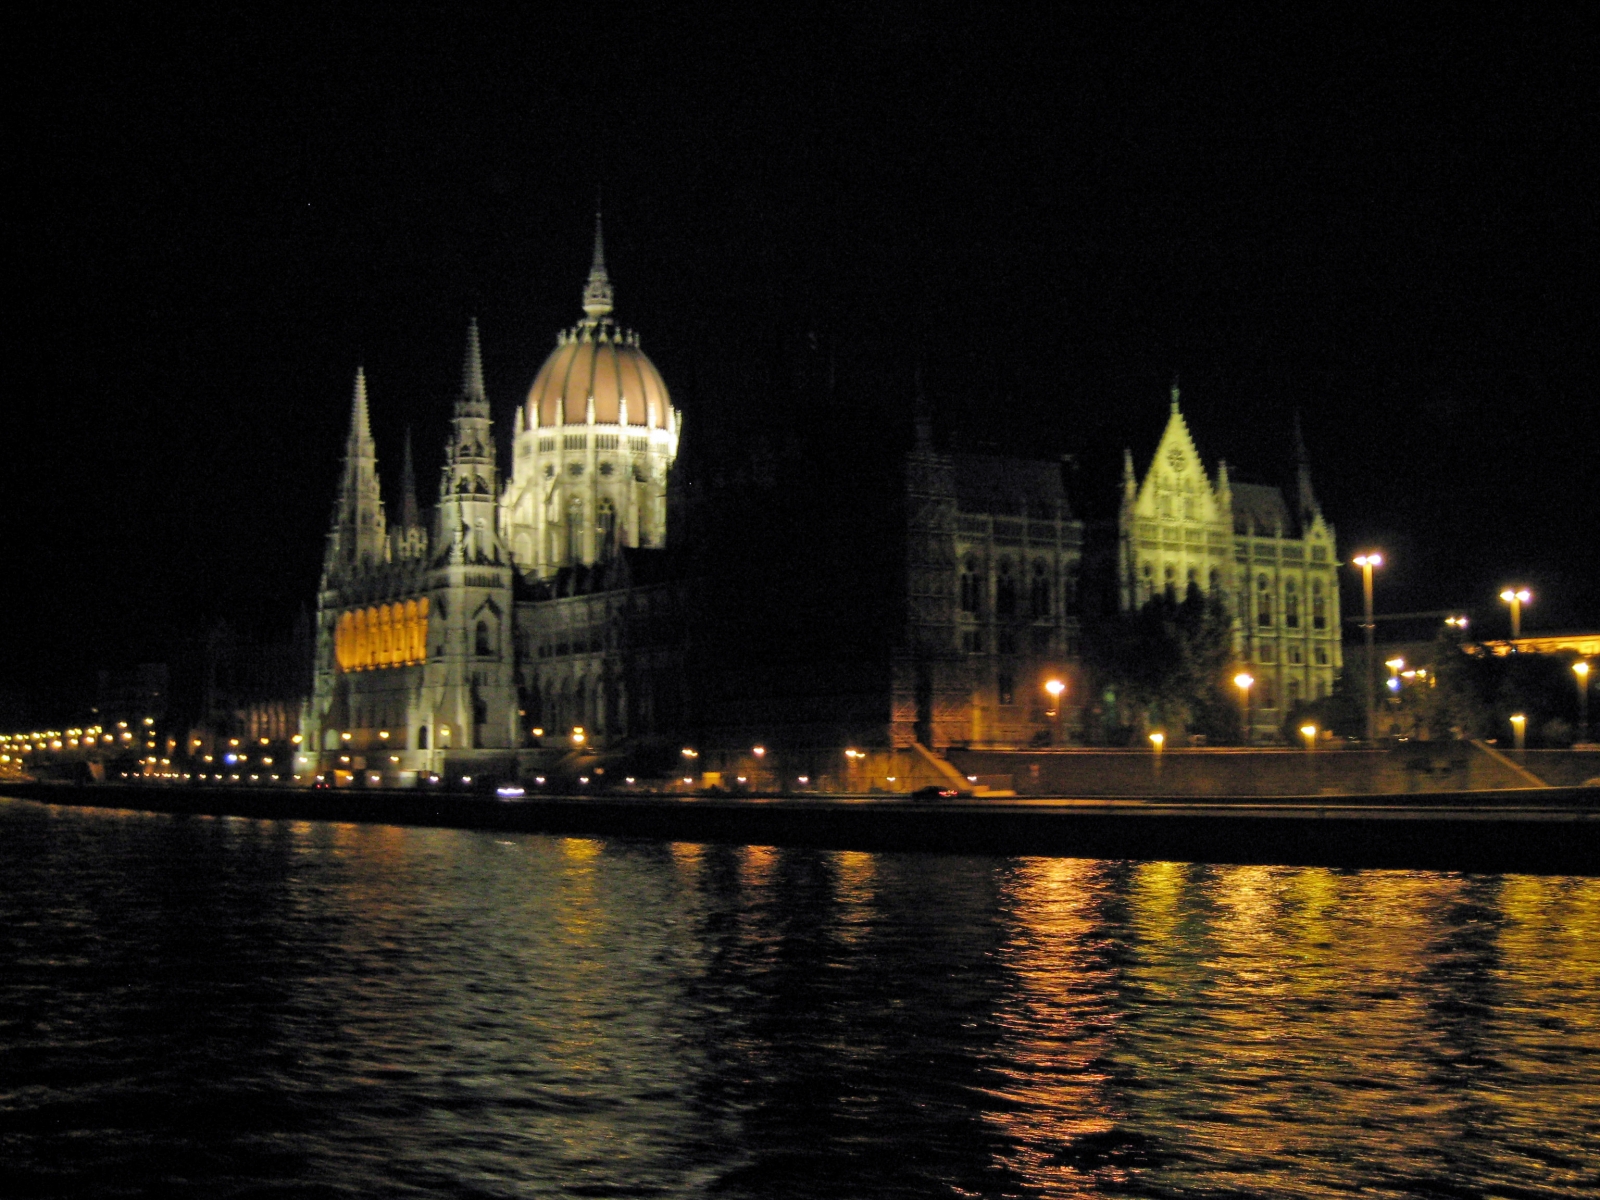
<box><xmin>1117</xmin><ymin>385</ymin><xmax>1343</xmax><ymax>737</ymax></box>
<box><xmin>299</xmin><ymin>223</ymin><xmax>682</xmax><ymax>783</ymax></box>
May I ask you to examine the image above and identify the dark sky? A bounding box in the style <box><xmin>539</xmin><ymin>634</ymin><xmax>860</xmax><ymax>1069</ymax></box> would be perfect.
<box><xmin>7</xmin><ymin>4</ymin><xmax>1597</xmax><ymax>717</ymax></box>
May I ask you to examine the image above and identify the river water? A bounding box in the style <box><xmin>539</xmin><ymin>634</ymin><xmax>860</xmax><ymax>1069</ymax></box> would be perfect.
<box><xmin>2</xmin><ymin>796</ymin><xmax>1596</xmax><ymax>1199</ymax></box>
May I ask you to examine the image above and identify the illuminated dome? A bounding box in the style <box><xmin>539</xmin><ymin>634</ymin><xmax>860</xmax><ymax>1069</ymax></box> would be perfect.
<box><xmin>524</xmin><ymin>222</ymin><xmax>673</xmax><ymax>432</ymax></box>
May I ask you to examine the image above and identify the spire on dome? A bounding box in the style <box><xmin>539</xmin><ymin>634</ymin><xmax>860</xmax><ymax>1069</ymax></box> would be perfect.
<box><xmin>1170</xmin><ymin>373</ymin><xmax>1181</xmax><ymax>413</ymax></box>
<box><xmin>581</xmin><ymin>210</ymin><xmax>614</xmax><ymax>321</ymax></box>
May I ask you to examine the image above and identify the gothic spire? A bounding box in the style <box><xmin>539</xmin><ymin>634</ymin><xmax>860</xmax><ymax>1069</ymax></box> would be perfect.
<box><xmin>1170</xmin><ymin>373</ymin><xmax>1181</xmax><ymax>414</ymax></box>
<box><xmin>399</xmin><ymin>426</ymin><xmax>420</xmax><ymax>531</ymax></box>
<box><xmin>1293</xmin><ymin>410</ymin><xmax>1320</xmax><ymax>529</ymax></box>
<box><xmin>325</xmin><ymin>367</ymin><xmax>386</xmax><ymax>577</ymax></box>
<box><xmin>581</xmin><ymin>210</ymin><xmax>614</xmax><ymax>321</ymax></box>
<box><xmin>349</xmin><ymin>366</ymin><xmax>373</xmax><ymax>452</ymax></box>
<box><xmin>463</xmin><ymin>317</ymin><xmax>486</xmax><ymax>402</ymax></box>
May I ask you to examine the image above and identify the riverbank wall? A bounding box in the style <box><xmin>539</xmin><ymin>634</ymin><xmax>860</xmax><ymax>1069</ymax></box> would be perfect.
<box><xmin>5</xmin><ymin>781</ymin><xmax>1597</xmax><ymax>876</ymax></box>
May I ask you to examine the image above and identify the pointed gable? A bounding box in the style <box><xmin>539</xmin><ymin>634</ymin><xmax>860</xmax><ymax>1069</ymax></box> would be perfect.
<box><xmin>1133</xmin><ymin>387</ymin><xmax>1221</xmax><ymax>523</ymax></box>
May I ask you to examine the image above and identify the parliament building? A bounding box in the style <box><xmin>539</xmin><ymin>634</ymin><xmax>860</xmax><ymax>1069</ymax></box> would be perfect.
<box><xmin>297</xmin><ymin>224</ymin><xmax>1340</xmax><ymax>783</ymax></box>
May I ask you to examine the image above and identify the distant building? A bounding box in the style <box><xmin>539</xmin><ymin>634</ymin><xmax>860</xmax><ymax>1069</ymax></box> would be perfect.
<box><xmin>1118</xmin><ymin>385</ymin><xmax>1342</xmax><ymax>737</ymax></box>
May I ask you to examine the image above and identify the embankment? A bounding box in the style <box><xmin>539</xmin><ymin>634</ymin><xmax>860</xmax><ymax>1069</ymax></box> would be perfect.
<box><xmin>4</xmin><ymin>781</ymin><xmax>1597</xmax><ymax>876</ymax></box>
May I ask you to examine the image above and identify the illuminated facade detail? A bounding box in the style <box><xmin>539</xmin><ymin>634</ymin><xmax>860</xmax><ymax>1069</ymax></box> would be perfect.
<box><xmin>1118</xmin><ymin>386</ymin><xmax>1342</xmax><ymax>737</ymax></box>
<box><xmin>334</xmin><ymin>599</ymin><xmax>429</xmax><ymax>671</ymax></box>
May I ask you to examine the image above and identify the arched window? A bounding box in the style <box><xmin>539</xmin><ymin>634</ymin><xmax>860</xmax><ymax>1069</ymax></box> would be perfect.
<box><xmin>1164</xmin><ymin>563</ymin><xmax>1177</xmax><ymax>599</ymax></box>
<box><xmin>1257</xmin><ymin>575</ymin><xmax>1273</xmax><ymax>627</ymax></box>
<box><xmin>566</xmin><ymin>497</ymin><xmax>584</xmax><ymax>565</ymax></box>
<box><xmin>1312</xmin><ymin>579</ymin><xmax>1327</xmax><ymax>630</ymax></box>
<box><xmin>475</xmin><ymin>619</ymin><xmax>493</xmax><ymax>656</ymax></box>
<box><xmin>1284</xmin><ymin>578</ymin><xmax>1300</xmax><ymax>628</ymax></box>
<box><xmin>997</xmin><ymin>673</ymin><xmax>1015</xmax><ymax>706</ymax></box>
<box><xmin>1029</xmin><ymin>561</ymin><xmax>1050</xmax><ymax>619</ymax></box>
<box><xmin>1209</xmin><ymin>568</ymin><xmax>1221</xmax><ymax>593</ymax></box>
<box><xmin>417</xmin><ymin>725</ymin><xmax>428</xmax><ymax>750</ymax></box>
<box><xmin>597</xmin><ymin>498</ymin><xmax>617</xmax><ymax>560</ymax></box>
<box><xmin>960</xmin><ymin>557</ymin><xmax>980</xmax><ymax>614</ymax></box>
<box><xmin>995</xmin><ymin>560</ymin><xmax>1017</xmax><ymax>616</ymax></box>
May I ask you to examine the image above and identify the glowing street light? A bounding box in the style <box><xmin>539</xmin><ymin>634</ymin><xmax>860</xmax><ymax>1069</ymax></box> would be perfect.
<box><xmin>1499</xmin><ymin>588</ymin><xmax>1532</xmax><ymax>641</ymax></box>
<box><xmin>1234</xmin><ymin>673</ymin><xmax>1254</xmax><ymax>745</ymax></box>
<box><xmin>571</xmin><ymin>727</ymin><xmax>586</xmax><ymax>746</ymax></box>
<box><xmin>1148</xmin><ymin>731</ymin><xmax>1164</xmax><ymax>752</ymax></box>
<box><xmin>1386</xmin><ymin>657</ymin><xmax>1405</xmax><ymax>695</ymax></box>
<box><xmin>1043</xmin><ymin>677</ymin><xmax>1066</xmax><ymax>746</ymax></box>
<box><xmin>1352</xmin><ymin>553</ymin><xmax>1384</xmax><ymax>743</ymax></box>
<box><xmin>1509</xmin><ymin>712</ymin><xmax>1527</xmax><ymax>752</ymax></box>
<box><xmin>1575</xmin><ymin>661</ymin><xmax>1591</xmax><ymax>744</ymax></box>
<box><xmin>1300</xmin><ymin>724</ymin><xmax>1318</xmax><ymax>752</ymax></box>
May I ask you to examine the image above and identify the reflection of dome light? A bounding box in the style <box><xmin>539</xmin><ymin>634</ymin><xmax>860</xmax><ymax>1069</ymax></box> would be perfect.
<box><xmin>523</xmin><ymin>216</ymin><xmax>674</xmax><ymax>433</ymax></box>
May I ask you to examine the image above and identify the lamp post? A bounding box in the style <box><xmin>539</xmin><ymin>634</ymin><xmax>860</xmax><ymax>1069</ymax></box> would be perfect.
<box><xmin>1301</xmin><ymin>724</ymin><xmax>1317</xmax><ymax>752</ymax></box>
<box><xmin>1510</xmin><ymin>713</ymin><xmax>1526</xmax><ymax>753</ymax></box>
<box><xmin>1352</xmin><ymin>553</ymin><xmax>1383</xmax><ymax>744</ymax></box>
<box><xmin>1044</xmin><ymin>678</ymin><xmax>1065</xmax><ymax>746</ymax></box>
<box><xmin>1234</xmin><ymin>673</ymin><xmax>1254</xmax><ymax>745</ymax></box>
<box><xmin>1499</xmin><ymin>588</ymin><xmax>1531</xmax><ymax>642</ymax></box>
<box><xmin>1575</xmin><ymin>661</ymin><xmax>1591</xmax><ymax>744</ymax></box>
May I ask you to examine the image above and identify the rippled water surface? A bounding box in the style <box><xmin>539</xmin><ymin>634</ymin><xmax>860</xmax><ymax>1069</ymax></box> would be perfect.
<box><xmin>2</xmin><ymin>797</ymin><xmax>1597</xmax><ymax>1198</ymax></box>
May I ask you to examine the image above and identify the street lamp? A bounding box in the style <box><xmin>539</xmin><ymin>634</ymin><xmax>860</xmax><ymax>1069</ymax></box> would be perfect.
<box><xmin>1499</xmin><ymin>588</ymin><xmax>1531</xmax><ymax>641</ymax></box>
<box><xmin>1575</xmin><ymin>661</ymin><xmax>1591</xmax><ymax>744</ymax></box>
<box><xmin>1148</xmin><ymin>731</ymin><xmax>1164</xmax><ymax>752</ymax></box>
<box><xmin>1044</xmin><ymin>678</ymin><xmax>1065</xmax><ymax>745</ymax></box>
<box><xmin>1234</xmin><ymin>673</ymin><xmax>1254</xmax><ymax>744</ymax></box>
<box><xmin>1509</xmin><ymin>713</ymin><xmax>1527</xmax><ymax>752</ymax></box>
<box><xmin>1301</xmin><ymin>724</ymin><xmax>1317</xmax><ymax>751</ymax></box>
<box><xmin>1352</xmin><ymin>553</ymin><xmax>1384</xmax><ymax>743</ymax></box>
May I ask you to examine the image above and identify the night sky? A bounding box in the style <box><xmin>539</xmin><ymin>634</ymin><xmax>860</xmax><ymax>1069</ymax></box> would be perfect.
<box><xmin>8</xmin><ymin>5</ymin><xmax>1596</xmax><ymax>719</ymax></box>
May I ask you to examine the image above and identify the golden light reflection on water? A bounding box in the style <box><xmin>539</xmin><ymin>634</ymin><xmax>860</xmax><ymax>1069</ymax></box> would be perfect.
<box><xmin>5</xmin><ymin>798</ymin><xmax>1597</xmax><ymax>1200</ymax></box>
<box><xmin>986</xmin><ymin>861</ymin><xmax>1600</xmax><ymax>1197</ymax></box>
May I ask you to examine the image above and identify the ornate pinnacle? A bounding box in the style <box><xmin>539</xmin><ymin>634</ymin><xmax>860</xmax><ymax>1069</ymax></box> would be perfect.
<box><xmin>463</xmin><ymin>318</ymin><xmax>486</xmax><ymax>400</ymax></box>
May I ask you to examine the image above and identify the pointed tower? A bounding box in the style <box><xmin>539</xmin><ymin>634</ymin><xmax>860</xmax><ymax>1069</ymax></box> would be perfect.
<box><xmin>434</xmin><ymin>319</ymin><xmax>504</xmax><ymax>566</ymax></box>
<box><xmin>400</xmin><ymin>427</ymin><xmax>421</xmax><ymax>530</ymax></box>
<box><xmin>388</xmin><ymin>427</ymin><xmax>428</xmax><ymax>562</ymax></box>
<box><xmin>323</xmin><ymin>367</ymin><xmax>388</xmax><ymax>582</ymax></box>
<box><xmin>416</xmin><ymin>319</ymin><xmax>517</xmax><ymax>759</ymax></box>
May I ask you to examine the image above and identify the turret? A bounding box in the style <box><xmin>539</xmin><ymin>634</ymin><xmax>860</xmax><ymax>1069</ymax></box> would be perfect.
<box><xmin>434</xmin><ymin>320</ymin><xmax>505</xmax><ymax>566</ymax></box>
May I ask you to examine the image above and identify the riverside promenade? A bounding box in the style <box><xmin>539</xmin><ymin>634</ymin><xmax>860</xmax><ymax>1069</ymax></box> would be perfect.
<box><xmin>4</xmin><ymin>780</ymin><xmax>1597</xmax><ymax>876</ymax></box>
